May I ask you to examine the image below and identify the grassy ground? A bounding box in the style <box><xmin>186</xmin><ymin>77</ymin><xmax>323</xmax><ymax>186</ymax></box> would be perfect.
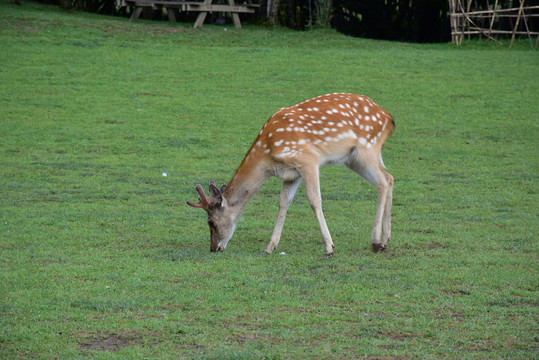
<box><xmin>1</xmin><ymin>1</ymin><xmax>538</xmax><ymax>359</ymax></box>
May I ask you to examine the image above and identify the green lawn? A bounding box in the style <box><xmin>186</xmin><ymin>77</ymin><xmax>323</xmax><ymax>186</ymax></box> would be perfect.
<box><xmin>1</xmin><ymin>1</ymin><xmax>538</xmax><ymax>359</ymax></box>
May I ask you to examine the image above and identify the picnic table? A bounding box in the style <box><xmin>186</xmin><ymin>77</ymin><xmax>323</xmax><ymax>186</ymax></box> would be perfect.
<box><xmin>121</xmin><ymin>0</ymin><xmax>259</xmax><ymax>28</ymax></box>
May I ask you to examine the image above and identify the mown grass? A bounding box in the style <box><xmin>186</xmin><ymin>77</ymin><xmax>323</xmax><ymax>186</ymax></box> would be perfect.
<box><xmin>1</xmin><ymin>1</ymin><xmax>538</xmax><ymax>359</ymax></box>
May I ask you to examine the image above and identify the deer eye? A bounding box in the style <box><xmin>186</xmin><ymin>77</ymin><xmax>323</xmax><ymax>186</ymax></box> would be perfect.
<box><xmin>208</xmin><ymin>219</ymin><xmax>215</xmax><ymax>227</ymax></box>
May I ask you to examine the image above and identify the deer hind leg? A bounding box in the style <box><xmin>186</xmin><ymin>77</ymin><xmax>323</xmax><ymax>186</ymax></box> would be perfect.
<box><xmin>372</xmin><ymin>170</ymin><xmax>393</xmax><ymax>252</ymax></box>
<box><xmin>381</xmin><ymin>171</ymin><xmax>394</xmax><ymax>249</ymax></box>
<box><xmin>265</xmin><ymin>178</ymin><xmax>302</xmax><ymax>254</ymax></box>
<box><xmin>347</xmin><ymin>150</ymin><xmax>393</xmax><ymax>252</ymax></box>
<box><xmin>301</xmin><ymin>165</ymin><xmax>335</xmax><ymax>256</ymax></box>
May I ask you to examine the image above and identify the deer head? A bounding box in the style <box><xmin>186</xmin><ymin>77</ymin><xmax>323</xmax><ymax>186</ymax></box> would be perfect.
<box><xmin>187</xmin><ymin>181</ymin><xmax>236</xmax><ymax>252</ymax></box>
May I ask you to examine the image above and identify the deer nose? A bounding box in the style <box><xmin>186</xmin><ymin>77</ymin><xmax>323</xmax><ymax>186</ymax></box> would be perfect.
<box><xmin>210</xmin><ymin>245</ymin><xmax>225</xmax><ymax>252</ymax></box>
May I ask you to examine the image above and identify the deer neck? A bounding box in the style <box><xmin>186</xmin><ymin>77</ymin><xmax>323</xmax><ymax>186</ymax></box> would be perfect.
<box><xmin>223</xmin><ymin>151</ymin><xmax>271</xmax><ymax>219</ymax></box>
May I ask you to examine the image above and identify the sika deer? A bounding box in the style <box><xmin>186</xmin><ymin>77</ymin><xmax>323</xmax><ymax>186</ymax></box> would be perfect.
<box><xmin>187</xmin><ymin>93</ymin><xmax>395</xmax><ymax>255</ymax></box>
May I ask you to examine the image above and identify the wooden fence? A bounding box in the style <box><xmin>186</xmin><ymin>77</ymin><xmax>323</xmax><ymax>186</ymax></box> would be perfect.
<box><xmin>448</xmin><ymin>0</ymin><xmax>539</xmax><ymax>47</ymax></box>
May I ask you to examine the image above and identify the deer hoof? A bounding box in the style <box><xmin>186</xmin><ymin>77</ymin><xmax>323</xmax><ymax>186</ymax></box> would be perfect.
<box><xmin>372</xmin><ymin>243</ymin><xmax>387</xmax><ymax>253</ymax></box>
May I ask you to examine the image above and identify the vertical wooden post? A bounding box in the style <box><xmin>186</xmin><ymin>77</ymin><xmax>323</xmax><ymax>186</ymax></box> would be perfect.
<box><xmin>488</xmin><ymin>0</ymin><xmax>499</xmax><ymax>41</ymax></box>
<box><xmin>510</xmin><ymin>0</ymin><xmax>526</xmax><ymax>48</ymax></box>
<box><xmin>449</xmin><ymin>0</ymin><xmax>457</xmax><ymax>45</ymax></box>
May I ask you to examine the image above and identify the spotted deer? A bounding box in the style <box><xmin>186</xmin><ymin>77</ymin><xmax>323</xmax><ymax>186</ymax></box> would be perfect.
<box><xmin>187</xmin><ymin>93</ymin><xmax>395</xmax><ymax>255</ymax></box>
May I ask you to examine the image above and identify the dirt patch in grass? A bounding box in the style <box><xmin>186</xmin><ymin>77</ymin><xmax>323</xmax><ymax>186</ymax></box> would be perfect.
<box><xmin>379</xmin><ymin>330</ymin><xmax>419</xmax><ymax>342</ymax></box>
<box><xmin>78</xmin><ymin>331</ymin><xmax>145</xmax><ymax>352</ymax></box>
<box><xmin>149</xmin><ymin>25</ymin><xmax>185</xmax><ymax>35</ymax></box>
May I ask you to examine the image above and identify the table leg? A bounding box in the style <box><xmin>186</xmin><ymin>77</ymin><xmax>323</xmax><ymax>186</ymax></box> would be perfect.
<box><xmin>194</xmin><ymin>12</ymin><xmax>207</xmax><ymax>27</ymax></box>
<box><xmin>194</xmin><ymin>0</ymin><xmax>212</xmax><ymax>28</ymax></box>
<box><xmin>130</xmin><ymin>7</ymin><xmax>143</xmax><ymax>22</ymax></box>
<box><xmin>229</xmin><ymin>0</ymin><xmax>242</xmax><ymax>28</ymax></box>
<box><xmin>166</xmin><ymin>8</ymin><xmax>177</xmax><ymax>22</ymax></box>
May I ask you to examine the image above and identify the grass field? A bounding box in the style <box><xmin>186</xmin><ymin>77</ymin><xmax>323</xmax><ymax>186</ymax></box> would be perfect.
<box><xmin>1</xmin><ymin>1</ymin><xmax>538</xmax><ymax>358</ymax></box>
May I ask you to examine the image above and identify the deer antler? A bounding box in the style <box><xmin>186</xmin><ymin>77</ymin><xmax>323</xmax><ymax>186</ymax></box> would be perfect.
<box><xmin>187</xmin><ymin>184</ymin><xmax>210</xmax><ymax>209</ymax></box>
<box><xmin>187</xmin><ymin>181</ymin><xmax>224</xmax><ymax>210</ymax></box>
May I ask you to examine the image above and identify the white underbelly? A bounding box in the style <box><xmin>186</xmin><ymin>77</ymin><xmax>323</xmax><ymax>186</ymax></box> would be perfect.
<box><xmin>318</xmin><ymin>153</ymin><xmax>349</xmax><ymax>166</ymax></box>
<box><xmin>272</xmin><ymin>166</ymin><xmax>301</xmax><ymax>181</ymax></box>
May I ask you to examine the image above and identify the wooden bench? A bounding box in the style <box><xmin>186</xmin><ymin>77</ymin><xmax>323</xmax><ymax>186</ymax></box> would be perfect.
<box><xmin>122</xmin><ymin>0</ymin><xmax>259</xmax><ymax>28</ymax></box>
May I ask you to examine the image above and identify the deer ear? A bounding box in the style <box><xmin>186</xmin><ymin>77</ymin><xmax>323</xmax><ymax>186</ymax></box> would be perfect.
<box><xmin>220</xmin><ymin>184</ymin><xmax>227</xmax><ymax>194</ymax></box>
<box><xmin>209</xmin><ymin>183</ymin><xmax>223</xmax><ymax>205</ymax></box>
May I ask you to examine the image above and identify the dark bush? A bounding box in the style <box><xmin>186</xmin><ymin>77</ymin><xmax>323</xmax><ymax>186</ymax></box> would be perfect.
<box><xmin>332</xmin><ymin>0</ymin><xmax>451</xmax><ymax>43</ymax></box>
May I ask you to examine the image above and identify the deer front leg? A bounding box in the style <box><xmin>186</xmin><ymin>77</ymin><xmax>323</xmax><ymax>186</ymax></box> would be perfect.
<box><xmin>301</xmin><ymin>165</ymin><xmax>335</xmax><ymax>256</ymax></box>
<box><xmin>264</xmin><ymin>178</ymin><xmax>301</xmax><ymax>254</ymax></box>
